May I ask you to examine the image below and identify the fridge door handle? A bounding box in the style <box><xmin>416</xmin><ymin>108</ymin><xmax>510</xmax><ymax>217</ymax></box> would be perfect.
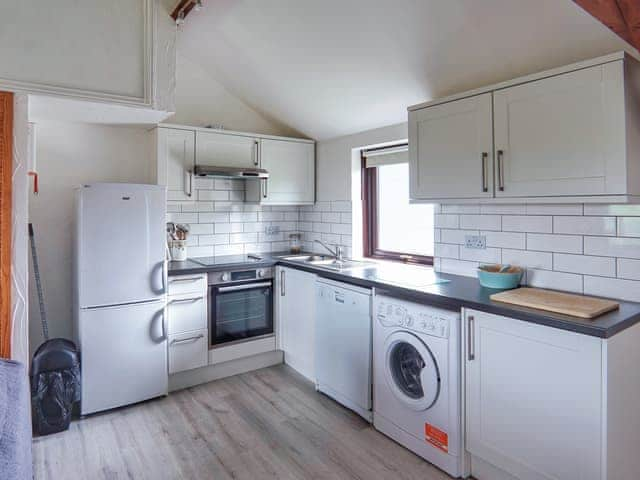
<box><xmin>151</xmin><ymin>261</ymin><xmax>166</xmax><ymax>295</ymax></box>
<box><xmin>150</xmin><ymin>308</ymin><xmax>166</xmax><ymax>343</ymax></box>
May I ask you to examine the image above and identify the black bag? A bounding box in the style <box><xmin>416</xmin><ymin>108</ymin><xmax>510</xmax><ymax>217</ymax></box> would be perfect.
<box><xmin>30</xmin><ymin>338</ymin><xmax>80</xmax><ymax>436</ymax></box>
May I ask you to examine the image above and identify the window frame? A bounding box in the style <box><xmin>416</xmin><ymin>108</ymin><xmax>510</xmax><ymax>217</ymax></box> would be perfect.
<box><xmin>361</xmin><ymin>146</ymin><xmax>434</xmax><ymax>266</ymax></box>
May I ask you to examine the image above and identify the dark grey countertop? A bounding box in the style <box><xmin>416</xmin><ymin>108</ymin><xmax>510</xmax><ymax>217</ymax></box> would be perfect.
<box><xmin>169</xmin><ymin>254</ymin><xmax>640</xmax><ymax>338</ymax></box>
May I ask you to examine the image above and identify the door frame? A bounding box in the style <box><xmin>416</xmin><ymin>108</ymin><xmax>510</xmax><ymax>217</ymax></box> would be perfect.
<box><xmin>0</xmin><ymin>92</ymin><xmax>13</xmax><ymax>359</ymax></box>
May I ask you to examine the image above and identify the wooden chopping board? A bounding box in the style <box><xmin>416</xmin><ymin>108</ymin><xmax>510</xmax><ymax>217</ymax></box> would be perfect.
<box><xmin>490</xmin><ymin>287</ymin><xmax>619</xmax><ymax>319</ymax></box>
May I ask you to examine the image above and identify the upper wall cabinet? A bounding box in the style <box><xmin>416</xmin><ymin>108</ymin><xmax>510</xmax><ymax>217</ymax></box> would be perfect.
<box><xmin>155</xmin><ymin>128</ymin><xmax>195</xmax><ymax>202</ymax></box>
<box><xmin>409</xmin><ymin>93</ymin><xmax>493</xmax><ymax>200</ymax></box>
<box><xmin>156</xmin><ymin>125</ymin><xmax>315</xmax><ymax>206</ymax></box>
<box><xmin>196</xmin><ymin>131</ymin><xmax>259</xmax><ymax>169</ymax></box>
<box><xmin>246</xmin><ymin>139</ymin><xmax>315</xmax><ymax>205</ymax></box>
<box><xmin>0</xmin><ymin>0</ymin><xmax>176</xmax><ymax>113</ymax></box>
<box><xmin>409</xmin><ymin>52</ymin><xmax>640</xmax><ymax>203</ymax></box>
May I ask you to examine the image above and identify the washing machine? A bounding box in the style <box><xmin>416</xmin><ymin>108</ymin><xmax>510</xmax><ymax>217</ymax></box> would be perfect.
<box><xmin>373</xmin><ymin>294</ymin><xmax>463</xmax><ymax>477</ymax></box>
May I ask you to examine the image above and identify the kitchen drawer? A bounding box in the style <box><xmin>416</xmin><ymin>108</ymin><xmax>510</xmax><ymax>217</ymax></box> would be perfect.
<box><xmin>168</xmin><ymin>329</ymin><xmax>208</xmax><ymax>374</ymax></box>
<box><xmin>167</xmin><ymin>295</ymin><xmax>207</xmax><ymax>335</ymax></box>
<box><xmin>168</xmin><ymin>274</ymin><xmax>206</xmax><ymax>297</ymax></box>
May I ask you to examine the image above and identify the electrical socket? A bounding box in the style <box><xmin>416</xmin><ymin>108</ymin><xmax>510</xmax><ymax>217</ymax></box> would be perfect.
<box><xmin>465</xmin><ymin>235</ymin><xmax>486</xmax><ymax>249</ymax></box>
<box><xmin>265</xmin><ymin>225</ymin><xmax>280</xmax><ymax>235</ymax></box>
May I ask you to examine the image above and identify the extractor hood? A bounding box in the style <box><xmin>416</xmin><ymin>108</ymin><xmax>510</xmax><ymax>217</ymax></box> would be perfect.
<box><xmin>194</xmin><ymin>165</ymin><xmax>269</xmax><ymax>179</ymax></box>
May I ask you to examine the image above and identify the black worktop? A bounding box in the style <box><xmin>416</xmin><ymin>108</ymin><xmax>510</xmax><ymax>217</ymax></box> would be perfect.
<box><xmin>169</xmin><ymin>254</ymin><xmax>640</xmax><ymax>338</ymax></box>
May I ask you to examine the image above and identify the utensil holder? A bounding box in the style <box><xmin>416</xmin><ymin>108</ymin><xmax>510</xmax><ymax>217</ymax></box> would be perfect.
<box><xmin>169</xmin><ymin>240</ymin><xmax>187</xmax><ymax>261</ymax></box>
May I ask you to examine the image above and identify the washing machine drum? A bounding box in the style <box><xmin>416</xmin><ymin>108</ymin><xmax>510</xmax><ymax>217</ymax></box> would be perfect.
<box><xmin>383</xmin><ymin>331</ymin><xmax>441</xmax><ymax>411</ymax></box>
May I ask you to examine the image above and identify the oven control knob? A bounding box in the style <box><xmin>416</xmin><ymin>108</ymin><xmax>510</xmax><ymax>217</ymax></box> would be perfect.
<box><xmin>257</xmin><ymin>269</ymin><xmax>265</xmax><ymax>278</ymax></box>
<box><xmin>221</xmin><ymin>272</ymin><xmax>230</xmax><ymax>282</ymax></box>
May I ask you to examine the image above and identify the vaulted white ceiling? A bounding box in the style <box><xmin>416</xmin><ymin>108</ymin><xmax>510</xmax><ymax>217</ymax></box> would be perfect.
<box><xmin>177</xmin><ymin>0</ymin><xmax>636</xmax><ymax>140</ymax></box>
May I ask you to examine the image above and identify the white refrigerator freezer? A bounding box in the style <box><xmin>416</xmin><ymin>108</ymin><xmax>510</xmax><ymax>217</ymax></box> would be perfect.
<box><xmin>74</xmin><ymin>183</ymin><xmax>168</xmax><ymax>415</ymax></box>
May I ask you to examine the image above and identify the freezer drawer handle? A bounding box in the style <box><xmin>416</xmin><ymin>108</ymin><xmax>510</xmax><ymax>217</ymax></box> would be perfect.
<box><xmin>280</xmin><ymin>270</ymin><xmax>285</xmax><ymax>296</ymax></box>
<box><xmin>168</xmin><ymin>297</ymin><xmax>202</xmax><ymax>305</ymax></box>
<box><xmin>170</xmin><ymin>334</ymin><xmax>204</xmax><ymax>346</ymax></box>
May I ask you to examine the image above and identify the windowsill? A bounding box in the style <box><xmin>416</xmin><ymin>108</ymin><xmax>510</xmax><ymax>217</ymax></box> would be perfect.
<box><xmin>360</xmin><ymin>256</ymin><xmax>435</xmax><ymax>271</ymax></box>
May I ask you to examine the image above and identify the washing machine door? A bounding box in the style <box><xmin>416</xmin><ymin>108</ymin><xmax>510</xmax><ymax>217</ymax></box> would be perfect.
<box><xmin>383</xmin><ymin>331</ymin><xmax>440</xmax><ymax>411</ymax></box>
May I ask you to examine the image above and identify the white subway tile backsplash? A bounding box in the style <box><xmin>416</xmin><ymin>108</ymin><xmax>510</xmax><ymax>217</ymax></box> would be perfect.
<box><xmin>331</xmin><ymin>201</ymin><xmax>352</xmax><ymax>212</ymax></box>
<box><xmin>526</xmin><ymin>234</ymin><xmax>582</xmax><ymax>254</ymax></box>
<box><xmin>502</xmin><ymin>249</ymin><xmax>552</xmax><ymax>270</ymax></box>
<box><xmin>194</xmin><ymin>178</ymin><xmax>213</xmax><ymax>189</ymax></box>
<box><xmin>313</xmin><ymin>222</ymin><xmax>331</xmax><ymax>233</ymax></box>
<box><xmin>230</xmin><ymin>233</ymin><xmax>258</xmax><ymax>244</ymax></box>
<box><xmin>459</xmin><ymin>246</ymin><xmax>501</xmax><ymax>263</ymax></box>
<box><xmin>331</xmin><ymin>223</ymin><xmax>351</xmax><ymax>235</ymax></box>
<box><xmin>553</xmin><ymin>253</ymin><xmax>616</xmax><ymax>277</ymax></box>
<box><xmin>584</xmin><ymin>236</ymin><xmax>640</xmax><ymax>259</ymax></box>
<box><xmin>242</xmin><ymin>222</ymin><xmax>265</xmax><ymax>233</ymax></box>
<box><xmin>258</xmin><ymin>211</ymin><xmax>284</xmax><ymax>222</ymax></box>
<box><xmin>230</xmin><ymin>212</ymin><xmax>258</xmax><ymax>223</ymax></box>
<box><xmin>441</xmin><ymin>229</ymin><xmax>478</xmax><ymax>245</ymax></box>
<box><xmin>198</xmin><ymin>190</ymin><xmax>229</xmax><ymax>201</ymax></box>
<box><xmin>215</xmin><ymin>244</ymin><xmax>244</xmax><ymax>256</ymax></box>
<box><xmin>483</xmin><ymin>231</ymin><xmax>526</xmax><ymax>249</ymax></box>
<box><xmin>480</xmin><ymin>204</ymin><xmax>525</xmax><ymax>215</ymax></box>
<box><xmin>617</xmin><ymin>217</ymin><xmax>640</xmax><ymax>237</ymax></box>
<box><xmin>198</xmin><ymin>234</ymin><xmax>229</xmax><ymax>246</ymax></box>
<box><xmin>527</xmin><ymin>269</ymin><xmax>583</xmax><ymax>293</ymax></box>
<box><xmin>190</xmin><ymin>224</ymin><xmax>214</xmax><ymax>235</ymax></box>
<box><xmin>434</xmin><ymin>243</ymin><xmax>459</xmax><ymax>259</ymax></box>
<box><xmin>503</xmin><ymin>215</ymin><xmax>551</xmax><ymax>233</ymax></box>
<box><xmin>434</xmin><ymin>201</ymin><xmax>640</xmax><ymax>303</ymax></box>
<box><xmin>460</xmin><ymin>215</ymin><xmax>501</xmax><ymax>231</ymax></box>
<box><xmin>199</xmin><ymin>212</ymin><xmax>229</xmax><ymax>223</ymax></box>
<box><xmin>617</xmin><ymin>258</ymin><xmax>640</xmax><ymax>280</ymax></box>
<box><xmin>525</xmin><ymin>204</ymin><xmax>583</xmax><ymax>216</ymax></box>
<box><xmin>322</xmin><ymin>212</ymin><xmax>341</xmax><ymax>223</ymax></box>
<box><xmin>442</xmin><ymin>205</ymin><xmax>480</xmax><ymax>214</ymax></box>
<box><xmin>584</xmin><ymin>276</ymin><xmax>640</xmax><ymax>303</ymax></box>
<box><xmin>301</xmin><ymin>212</ymin><xmax>321</xmax><ymax>222</ymax></box>
<box><xmin>553</xmin><ymin>216</ymin><xmax>616</xmax><ymax>236</ymax></box>
<box><xmin>434</xmin><ymin>214</ymin><xmax>459</xmax><ymax>229</ymax></box>
<box><xmin>167</xmin><ymin>212</ymin><xmax>199</xmax><ymax>224</ymax></box>
<box><xmin>188</xmin><ymin>246</ymin><xmax>214</xmax><ymax>257</ymax></box>
<box><xmin>584</xmin><ymin>204</ymin><xmax>640</xmax><ymax>216</ymax></box>
<box><xmin>284</xmin><ymin>211</ymin><xmax>299</xmax><ymax>222</ymax></box>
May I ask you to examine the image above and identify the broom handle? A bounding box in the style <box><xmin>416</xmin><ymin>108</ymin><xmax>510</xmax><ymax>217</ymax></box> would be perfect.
<box><xmin>29</xmin><ymin>223</ymin><xmax>48</xmax><ymax>341</ymax></box>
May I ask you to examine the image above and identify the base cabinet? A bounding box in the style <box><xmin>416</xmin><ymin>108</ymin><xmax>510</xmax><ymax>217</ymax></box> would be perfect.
<box><xmin>275</xmin><ymin>266</ymin><xmax>317</xmax><ymax>381</ymax></box>
<box><xmin>464</xmin><ymin>309</ymin><xmax>640</xmax><ymax>480</ymax></box>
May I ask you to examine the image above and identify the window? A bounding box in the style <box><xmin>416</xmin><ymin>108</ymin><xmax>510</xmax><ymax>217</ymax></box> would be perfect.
<box><xmin>362</xmin><ymin>144</ymin><xmax>434</xmax><ymax>265</ymax></box>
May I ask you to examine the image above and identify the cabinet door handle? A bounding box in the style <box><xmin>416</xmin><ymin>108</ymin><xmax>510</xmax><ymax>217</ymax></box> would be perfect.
<box><xmin>262</xmin><ymin>178</ymin><xmax>268</xmax><ymax>199</ymax></box>
<box><xmin>468</xmin><ymin>315</ymin><xmax>475</xmax><ymax>361</ymax></box>
<box><xmin>185</xmin><ymin>169</ymin><xmax>193</xmax><ymax>197</ymax></box>
<box><xmin>497</xmin><ymin>150</ymin><xmax>505</xmax><ymax>191</ymax></box>
<box><xmin>254</xmin><ymin>140</ymin><xmax>260</xmax><ymax>166</ymax></box>
<box><xmin>170</xmin><ymin>333</ymin><xmax>204</xmax><ymax>346</ymax></box>
<box><xmin>481</xmin><ymin>152</ymin><xmax>488</xmax><ymax>192</ymax></box>
<box><xmin>280</xmin><ymin>270</ymin><xmax>285</xmax><ymax>296</ymax></box>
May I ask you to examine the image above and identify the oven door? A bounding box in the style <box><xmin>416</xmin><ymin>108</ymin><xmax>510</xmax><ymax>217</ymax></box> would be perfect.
<box><xmin>210</xmin><ymin>281</ymin><xmax>273</xmax><ymax>347</ymax></box>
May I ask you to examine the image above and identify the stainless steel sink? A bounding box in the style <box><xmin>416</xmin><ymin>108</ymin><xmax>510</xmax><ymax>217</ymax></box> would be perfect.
<box><xmin>280</xmin><ymin>254</ymin><xmax>373</xmax><ymax>271</ymax></box>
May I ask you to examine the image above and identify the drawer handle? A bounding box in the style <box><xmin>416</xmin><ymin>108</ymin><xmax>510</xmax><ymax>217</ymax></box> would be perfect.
<box><xmin>170</xmin><ymin>277</ymin><xmax>202</xmax><ymax>284</ymax></box>
<box><xmin>170</xmin><ymin>334</ymin><xmax>204</xmax><ymax>346</ymax></box>
<box><xmin>168</xmin><ymin>297</ymin><xmax>202</xmax><ymax>305</ymax></box>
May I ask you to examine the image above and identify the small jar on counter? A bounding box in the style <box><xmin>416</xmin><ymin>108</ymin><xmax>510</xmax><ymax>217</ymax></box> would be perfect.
<box><xmin>289</xmin><ymin>233</ymin><xmax>302</xmax><ymax>254</ymax></box>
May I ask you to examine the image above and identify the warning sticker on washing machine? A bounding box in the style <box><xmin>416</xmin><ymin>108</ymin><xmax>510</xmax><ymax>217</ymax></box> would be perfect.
<box><xmin>425</xmin><ymin>423</ymin><xmax>448</xmax><ymax>453</ymax></box>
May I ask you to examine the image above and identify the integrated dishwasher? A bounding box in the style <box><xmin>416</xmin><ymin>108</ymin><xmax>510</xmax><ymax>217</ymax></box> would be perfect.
<box><xmin>315</xmin><ymin>278</ymin><xmax>373</xmax><ymax>421</ymax></box>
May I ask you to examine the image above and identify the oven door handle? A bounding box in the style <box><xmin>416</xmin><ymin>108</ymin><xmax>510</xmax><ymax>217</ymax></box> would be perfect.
<box><xmin>217</xmin><ymin>282</ymin><xmax>272</xmax><ymax>293</ymax></box>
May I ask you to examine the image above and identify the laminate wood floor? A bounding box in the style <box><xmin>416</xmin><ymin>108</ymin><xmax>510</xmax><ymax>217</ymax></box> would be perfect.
<box><xmin>33</xmin><ymin>365</ymin><xmax>454</xmax><ymax>480</ymax></box>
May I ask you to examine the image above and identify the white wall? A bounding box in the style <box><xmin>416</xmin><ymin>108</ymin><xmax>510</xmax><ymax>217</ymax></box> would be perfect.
<box><xmin>28</xmin><ymin>123</ymin><xmax>153</xmax><ymax>351</ymax></box>
<box><xmin>166</xmin><ymin>54</ymin><xmax>299</xmax><ymax>137</ymax></box>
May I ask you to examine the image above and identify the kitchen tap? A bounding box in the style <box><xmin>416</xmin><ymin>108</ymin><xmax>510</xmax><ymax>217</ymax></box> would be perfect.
<box><xmin>314</xmin><ymin>240</ymin><xmax>344</xmax><ymax>261</ymax></box>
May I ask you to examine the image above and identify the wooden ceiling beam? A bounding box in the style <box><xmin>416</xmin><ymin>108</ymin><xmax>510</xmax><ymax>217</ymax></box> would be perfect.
<box><xmin>573</xmin><ymin>0</ymin><xmax>640</xmax><ymax>51</ymax></box>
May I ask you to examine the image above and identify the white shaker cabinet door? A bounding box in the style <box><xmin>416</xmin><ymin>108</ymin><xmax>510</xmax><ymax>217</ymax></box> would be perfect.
<box><xmin>465</xmin><ymin>309</ymin><xmax>602</xmax><ymax>480</ymax></box>
<box><xmin>196</xmin><ymin>130</ymin><xmax>259</xmax><ymax>169</ymax></box>
<box><xmin>409</xmin><ymin>93</ymin><xmax>493</xmax><ymax>200</ymax></box>
<box><xmin>258</xmin><ymin>139</ymin><xmax>315</xmax><ymax>205</ymax></box>
<box><xmin>493</xmin><ymin>62</ymin><xmax>626</xmax><ymax>198</ymax></box>
<box><xmin>156</xmin><ymin>128</ymin><xmax>195</xmax><ymax>202</ymax></box>
<box><xmin>275</xmin><ymin>267</ymin><xmax>317</xmax><ymax>381</ymax></box>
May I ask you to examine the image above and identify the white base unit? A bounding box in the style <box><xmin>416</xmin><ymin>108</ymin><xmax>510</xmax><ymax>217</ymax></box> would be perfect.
<box><xmin>316</xmin><ymin>278</ymin><xmax>372</xmax><ymax>421</ymax></box>
<box><xmin>275</xmin><ymin>266</ymin><xmax>317</xmax><ymax>381</ymax></box>
<box><xmin>168</xmin><ymin>329</ymin><xmax>208</xmax><ymax>374</ymax></box>
<box><xmin>464</xmin><ymin>308</ymin><xmax>640</xmax><ymax>480</ymax></box>
<box><xmin>209</xmin><ymin>336</ymin><xmax>276</xmax><ymax>365</ymax></box>
<box><xmin>166</xmin><ymin>274</ymin><xmax>208</xmax><ymax>374</ymax></box>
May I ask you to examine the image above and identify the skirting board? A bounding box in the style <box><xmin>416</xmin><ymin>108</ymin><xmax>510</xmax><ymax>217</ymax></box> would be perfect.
<box><xmin>168</xmin><ymin>350</ymin><xmax>283</xmax><ymax>392</ymax></box>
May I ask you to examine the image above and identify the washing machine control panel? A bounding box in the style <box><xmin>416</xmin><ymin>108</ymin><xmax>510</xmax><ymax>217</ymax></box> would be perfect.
<box><xmin>376</xmin><ymin>301</ymin><xmax>450</xmax><ymax>338</ymax></box>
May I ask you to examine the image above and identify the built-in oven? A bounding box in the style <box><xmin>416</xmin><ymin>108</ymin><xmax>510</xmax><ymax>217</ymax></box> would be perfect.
<box><xmin>207</xmin><ymin>267</ymin><xmax>274</xmax><ymax>348</ymax></box>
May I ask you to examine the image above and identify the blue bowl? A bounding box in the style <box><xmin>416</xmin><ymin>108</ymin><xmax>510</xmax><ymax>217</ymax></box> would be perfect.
<box><xmin>477</xmin><ymin>264</ymin><xmax>523</xmax><ymax>289</ymax></box>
